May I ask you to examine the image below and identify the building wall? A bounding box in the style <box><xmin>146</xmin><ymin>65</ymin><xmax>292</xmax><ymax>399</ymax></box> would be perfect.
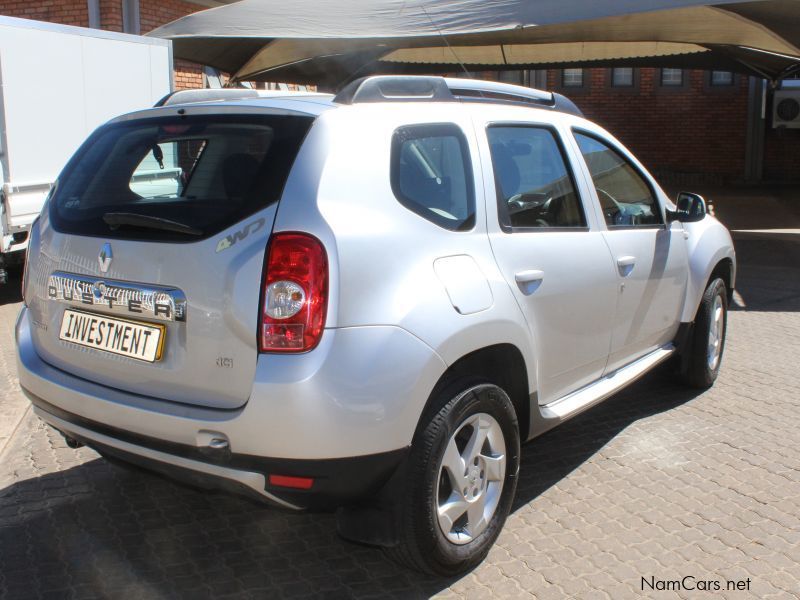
<box><xmin>763</xmin><ymin>108</ymin><xmax>800</xmax><ymax>181</ymax></box>
<box><xmin>98</xmin><ymin>0</ymin><xmax>120</xmax><ymax>30</ymax></box>
<box><xmin>549</xmin><ymin>68</ymin><xmax>751</xmax><ymax>185</ymax></box>
<box><xmin>138</xmin><ymin>0</ymin><xmax>196</xmax><ymax>33</ymax></box>
<box><xmin>486</xmin><ymin>67</ymin><xmax>797</xmax><ymax>183</ymax></box>
<box><xmin>0</xmin><ymin>0</ymin><xmax>87</xmax><ymax>27</ymax></box>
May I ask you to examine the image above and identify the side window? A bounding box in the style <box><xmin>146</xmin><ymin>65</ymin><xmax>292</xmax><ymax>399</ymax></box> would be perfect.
<box><xmin>574</xmin><ymin>132</ymin><xmax>662</xmax><ymax>227</ymax></box>
<box><xmin>391</xmin><ymin>123</ymin><xmax>475</xmax><ymax>231</ymax></box>
<box><xmin>488</xmin><ymin>125</ymin><xmax>586</xmax><ymax>230</ymax></box>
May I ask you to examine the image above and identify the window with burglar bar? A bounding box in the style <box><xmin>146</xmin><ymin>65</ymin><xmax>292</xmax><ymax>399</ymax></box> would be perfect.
<box><xmin>661</xmin><ymin>69</ymin><xmax>684</xmax><ymax>86</ymax></box>
<box><xmin>562</xmin><ymin>69</ymin><xmax>584</xmax><ymax>87</ymax></box>
<box><xmin>611</xmin><ymin>68</ymin><xmax>634</xmax><ymax>87</ymax></box>
<box><xmin>710</xmin><ymin>71</ymin><xmax>734</xmax><ymax>86</ymax></box>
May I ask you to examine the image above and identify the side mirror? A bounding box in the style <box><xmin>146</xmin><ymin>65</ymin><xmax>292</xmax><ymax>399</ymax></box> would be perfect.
<box><xmin>668</xmin><ymin>192</ymin><xmax>707</xmax><ymax>223</ymax></box>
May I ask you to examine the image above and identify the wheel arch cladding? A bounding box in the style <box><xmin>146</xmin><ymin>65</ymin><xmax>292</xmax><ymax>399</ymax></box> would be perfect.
<box><xmin>416</xmin><ymin>344</ymin><xmax>530</xmax><ymax>442</ymax></box>
<box><xmin>708</xmin><ymin>257</ymin><xmax>734</xmax><ymax>304</ymax></box>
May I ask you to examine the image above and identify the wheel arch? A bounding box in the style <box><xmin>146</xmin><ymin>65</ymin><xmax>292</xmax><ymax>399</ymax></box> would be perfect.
<box><xmin>684</xmin><ymin>254</ymin><xmax>736</xmax><ymax>322</ymax></box>
<box><xmin>709</xmin><ymin>257</ymin><xmax>735</xmax><ymax>305</ymax></box>
<box><xmin>415</xmin><ymin>343</ymin><xmax>532</xmax><ymax>443</ymax></box>
<box><xmin>680</xmin><ymin>218</ymin><xmax>736</xmax><ymax>323</ymax></box>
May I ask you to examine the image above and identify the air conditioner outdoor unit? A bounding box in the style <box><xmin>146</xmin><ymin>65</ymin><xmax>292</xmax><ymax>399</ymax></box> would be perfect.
<box><xmin>772</xmin><ymin>90</ymin><xmax>800</xmax><ymax>129</ymax></box>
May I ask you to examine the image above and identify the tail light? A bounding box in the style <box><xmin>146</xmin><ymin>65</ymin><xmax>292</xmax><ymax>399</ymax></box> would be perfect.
<box><xmin>259</xmin><ymin>232</ymin><xmax>328</xmax><ymax>352</ymax></box>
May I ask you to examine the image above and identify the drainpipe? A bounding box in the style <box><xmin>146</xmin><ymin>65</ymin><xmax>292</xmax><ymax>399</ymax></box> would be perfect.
<box><xmin>122</xmin><ymin>0</ymin><xmax>141</xmax><ymax>35</ymax></box>
<box><xmin>87</xmin><ymin>0</ymin><xmax>100</xmax><ymax>29</ymax></box>
<box><xmin>744</xmin><ymin>77</ymin><xmax>766</xmax><ymax>183</ymax></box>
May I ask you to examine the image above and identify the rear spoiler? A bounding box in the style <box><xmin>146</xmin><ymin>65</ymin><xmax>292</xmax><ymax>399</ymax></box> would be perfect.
<box><xmin>154</xmin><ymin>89</ymin><xmax>333</xmax><ymax>108</ymax></box>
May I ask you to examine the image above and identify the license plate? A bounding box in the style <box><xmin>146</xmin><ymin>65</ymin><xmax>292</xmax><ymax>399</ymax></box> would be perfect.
<box><xmin>59</xmin><ymin>309</ymin><xmax>165</xmax><ymax>362</ymax></box>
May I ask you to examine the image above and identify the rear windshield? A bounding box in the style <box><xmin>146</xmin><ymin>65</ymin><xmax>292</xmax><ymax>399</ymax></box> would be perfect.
<box><xmin>50</xmin><ymin>114</ymin><xmax>313</xmax><ymax>241</ymax></box>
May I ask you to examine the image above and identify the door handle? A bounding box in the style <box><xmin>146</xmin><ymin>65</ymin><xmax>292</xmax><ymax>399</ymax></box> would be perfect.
<box><xmin>515</xmin><ymin>269</ymin><xmax>545</xmax><ymax>284</ymax></box>
<box><xmin>514</xmin><ymin>269</ymin><xmax>545</xmax><ymax>295</ymax></box>
<box><xmin>616</xmin><ymin>256</ymin><xmax>636</xmax><ymax>277</ymax></box>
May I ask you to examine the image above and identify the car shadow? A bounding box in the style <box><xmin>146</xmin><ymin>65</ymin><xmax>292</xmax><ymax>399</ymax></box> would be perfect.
<box><xmin>512</xmin><ymin>365</ymin><xmax>701</xmax><ymax>512</ymax></box>
<box><xmin>0</xmin><ymin>364</ymin><xmax>702</xmax><ymax>599</ymax></box>
<box><xmin>0</xmin><ymin>270</ymin><xmax>22</xmax><ymax>306</ymax></box>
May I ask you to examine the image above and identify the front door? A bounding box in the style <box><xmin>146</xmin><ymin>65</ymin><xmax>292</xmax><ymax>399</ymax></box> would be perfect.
<box><xmin>478</xmin><ymin>122</ymin><xmax>619</xmax><ymax>405</ymax></box>
<box><xmin>572</xmin><ymin>131</ymin><xmax>688</xmax><ymax>373</ymax></box>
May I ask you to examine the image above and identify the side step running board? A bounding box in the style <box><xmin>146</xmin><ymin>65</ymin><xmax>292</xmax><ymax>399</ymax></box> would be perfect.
<box><xmin>540</xmin><ymin>345</ymin><xmax>675</xmax><ymax>422</ymax></box>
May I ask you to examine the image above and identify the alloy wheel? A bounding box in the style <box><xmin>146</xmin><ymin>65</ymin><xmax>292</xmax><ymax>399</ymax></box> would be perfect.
<box><xmin>434</xmin><ymin>412</ymin><xmax>507</xmax><ymax>545</ymax></box>
<box><xmin>707</xmin><ymin>294</ymin><xmax>725</xmax><ymax>370</ymax></box>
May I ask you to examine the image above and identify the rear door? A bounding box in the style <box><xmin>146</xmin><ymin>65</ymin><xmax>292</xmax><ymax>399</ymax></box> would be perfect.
<box><xmin>477</xmin><ymin>118</ymin><xmax>619</xmax><ymax>405</ymax></box>
<box><xmin>25</xmin><ymin>109</ymin><xmax>314</xmax><ymax>409</ymax></box>
<box><xmin>570</xmin><ymin>130</ymin><xmax>688</xmax><ymax>373</ymax></box>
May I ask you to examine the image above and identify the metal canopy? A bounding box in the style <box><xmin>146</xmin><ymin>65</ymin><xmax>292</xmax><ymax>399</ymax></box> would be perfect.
<box><xmin>148</xmin><ymin>0</ymin><xmax>800</xmax><ymax>86</ymax></box>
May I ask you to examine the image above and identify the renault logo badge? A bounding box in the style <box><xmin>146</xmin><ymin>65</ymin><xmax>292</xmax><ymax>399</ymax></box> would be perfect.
<box><xmin>98</xmin><ymin>243</ymin><xmax>113</xmax><ymax>273</ymax></box>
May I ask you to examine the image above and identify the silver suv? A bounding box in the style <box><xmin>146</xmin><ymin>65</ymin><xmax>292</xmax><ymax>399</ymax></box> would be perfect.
<box><xmin>16</xmin><ymin>76</ymin><xmax>735</xmax><ymax>575</ymax></box>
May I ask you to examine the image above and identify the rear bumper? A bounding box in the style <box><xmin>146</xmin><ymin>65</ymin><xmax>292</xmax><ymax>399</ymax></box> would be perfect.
<box><xmin>16</xmin><ymin>307</ymin><xmax>442</xmax><ymax>508</ymax></box>
<box><xmin>28</xmin><ymin>392</ymin><xmax>408</xmax><ymax>510</ymax></box>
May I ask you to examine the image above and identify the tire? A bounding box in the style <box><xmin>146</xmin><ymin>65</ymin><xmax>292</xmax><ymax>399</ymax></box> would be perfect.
<box><xmin>385</xmin><ymin>381</ymin><xmax>520</xmax><ymax>576</ymax></box>
<box><xmin>680</xmin><ymin>277</ymin><xmax>728</xmax><ymax>389</ymax></box>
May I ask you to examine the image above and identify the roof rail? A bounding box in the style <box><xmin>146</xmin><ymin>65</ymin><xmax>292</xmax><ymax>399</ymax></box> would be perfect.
<box><xmin>333</xmin><ymin>76</ymin><xmax>583</xmax><ymax>117</ymax></box>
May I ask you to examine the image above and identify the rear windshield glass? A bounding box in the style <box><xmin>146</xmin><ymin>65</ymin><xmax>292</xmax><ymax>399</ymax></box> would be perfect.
<box><xmin>50</xmin><ymin>114</ymin><xmax>313</xmax><ymax>241</ymax></box>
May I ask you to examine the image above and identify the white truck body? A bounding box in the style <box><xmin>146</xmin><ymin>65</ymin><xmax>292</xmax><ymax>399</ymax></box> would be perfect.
<box><xmin>0</xmin><ymin>15</ymin><xmax>172</xmax><ymax>264</ymax></box>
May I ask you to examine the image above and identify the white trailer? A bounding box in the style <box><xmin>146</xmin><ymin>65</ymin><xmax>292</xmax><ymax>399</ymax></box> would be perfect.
<box><xmin>0</xmin><ymin>15</ymin><xmax>172</xmax><ymax>282</ymax></box>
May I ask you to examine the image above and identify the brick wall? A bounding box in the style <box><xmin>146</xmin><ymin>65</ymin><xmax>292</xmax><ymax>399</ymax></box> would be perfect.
<box><xmin>139</xmin><ymin>0</ymin><xmax>196</xmax><ymax>33</ymax></box>
<box><xmin>548</xmin><ymin>68</ymin><xmax>751</xmax><ymax>184</ymax></box>
<box><xmin>98</xmin><ymin>0</ymin><xmax>121</xmax><ymax>31</ymax></box>
<box><xmin>172</xmin><ymin>59</ymin><xmax>203</xmax><ymax>90</ymax></box>
<box><xmin>139</xmin><ymin>0</ymin><xmax>204</xmax><ymax>89</ymax></box>
<box><xmin>0</xmin><ymin>0</ymin><xmax>87</xmax><ymax>27</ymax></box>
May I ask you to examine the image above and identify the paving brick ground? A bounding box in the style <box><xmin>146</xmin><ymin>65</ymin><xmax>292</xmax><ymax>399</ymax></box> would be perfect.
<box><xmin>1</xmin><ymin>192</ymin><xmax>799</xmax><ymax>599</ymax></box>
<box><xmin>0</xmin><ymin>277</ymin><xmax>27</xmax><ymax>459</ymax></box>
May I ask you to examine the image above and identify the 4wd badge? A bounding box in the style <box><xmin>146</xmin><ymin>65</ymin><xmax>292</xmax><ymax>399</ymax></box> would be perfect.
<box><xmin>215</xmin><ymin>218</ymin><xmax>266</xmax><ymax>253</ymax></box>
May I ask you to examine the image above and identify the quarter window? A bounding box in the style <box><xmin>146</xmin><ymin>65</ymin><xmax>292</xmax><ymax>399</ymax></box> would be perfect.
<box><xmin>488</xmin><ymin>126</ymin><xmax>586</xmax><ymax>230</ymax></box>
<box><xmin>574</xmin><ymin>132</ymin><xmax>662</xmax><ymax>227</ymax></box>
<box><xmin>391</xmin><ymin>123</ymin><xmax>475</xmax><ymax>231</ymax></box>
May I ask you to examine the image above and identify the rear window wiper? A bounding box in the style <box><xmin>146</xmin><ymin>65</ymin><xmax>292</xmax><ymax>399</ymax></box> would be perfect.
<box><xmin>102</xmin><ymin>212</ymin><xmax>203</xmax><ymax>236</ymax></box>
